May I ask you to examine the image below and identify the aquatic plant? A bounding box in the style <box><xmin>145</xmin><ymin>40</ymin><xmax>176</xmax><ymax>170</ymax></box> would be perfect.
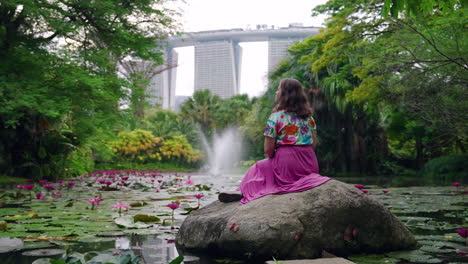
<box><xmin>88</xmin><ymin>198</ymin><xmax>101</xmax><ymax>210</ymax></box>
<box><xmin>456</xmin><ymin>228</ymin><xmax>468</xmax><ymax>245</ymax></box>
<box><xmin>167</xmin><ymin>202</ymin><xmax>180</xmax><ymax>228</ymax></box>
<box><xmin>355</xmin><ymin>185</ymin><xmax>365</xmax><ymax>189</ymax></box>
<box><xmin>111</xmin><ymin>201</ymin><xmax>131</xmax><ymax>215</ymax></box>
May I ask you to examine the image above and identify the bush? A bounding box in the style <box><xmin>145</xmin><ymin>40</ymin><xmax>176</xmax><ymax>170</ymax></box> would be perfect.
<box><xmin>65</xmin><ymin>146</ymin><xmax>95</xmax><ymax>177</ymax></box>
<box><xmin>419</xmin><ymin>155</ymin><xmax>468</xmax><ymax>184</ymax></box>
<box><xmin>108</xmin><ymin>129</ymin><xmax>203</xmax><ymax>166</ymax></box>
<box><xmin>109</xmin><ymin>129</ymin><xmax>163</xmax><ymax>162</ymax></box>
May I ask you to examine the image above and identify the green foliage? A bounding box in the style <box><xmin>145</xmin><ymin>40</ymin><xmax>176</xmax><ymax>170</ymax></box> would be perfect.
<box><xmin>169</xmin><ymin>255</ymin><xmax>184</xmax><ymax>264</ymax></box>
<box><xmin>419</xmin><ymin>155</ymin><xmax>468</xmax><ymax>184</ymax></box>
<box><xmin>108</xmin><ymin>129</ymin><xmax>202</xmax><ymax>166</ymax></box>
<box><xmin>240</xmin><ymin>97</ymin><xmax>273</xmax><ymax>159</ymax></box>
<box><xmin>381</xmin><ymin>0</ymin><xmax>463</xmax><ymax>17</ymax></box>
<box><xmin>0</xmin><ymin>0</ymin><xmax>178</xmax><ymax>179</ymax></box>
<box><xmin>34</xmin><ymin>249</ymin><xmax>141</xmax><ymax>264</ymax></box>
<box><xmin>133</xmin><ymin>214</ymin><xmax>160</xmax><ymax>223</ymax></box>
<box><xmin>215</xmin><ymin>94</ymin><xmax>253</xmax><ymax>128</ymax></box>
<box><xmin>180</xmin><ymin>89</ymin><xmax>221</xmax><ymax>136</ymax></box>
<box><xmin>143</xmin><ymin>110</ymin><xmax>200</xmax><ymax>147</ymax></box>
<box><xmin>160</xmin><ymin>135</ymin><xmax>203</xmax><ymax>165</ymax></box>
<box><xmin>64</xmin><ymin>146</ymin><xmax>95</xmax><ymax>177</ymax></box>
<box><xmin>259</xmin><ymin>0</ymin><xmax>468</xmax><ymax>174</ymax></box>
<box><xmin>109</xmin><ymin>129</ymin><xmax>164</xmax><ymax>162</ymax></box>
<box><xmin>95</xmin><ymin>161</ymin><xmax>197</xmax><ymax>172</ymax></box>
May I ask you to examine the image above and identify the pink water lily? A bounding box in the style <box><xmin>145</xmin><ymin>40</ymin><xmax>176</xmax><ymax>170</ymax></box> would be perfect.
<box><xmin>452</xmin><ymin>182</ymin><xmax>461</xmax><ymax>187</ymax></box>
<box><xmin>53</xmin><ymin>190</ymin><xmax>62</xmax><ymax>198</ymax></box>
<box><xmin>36</xmin><ymin>193</ymin><xmax>43</xmax><ymax>199</ymax></box>
<box><xmin>88</xmin><ymin>198</ymin><xmax>101</xmax><ymax>210</ymax></box>
<box><xmin>39</xmin><ymin>180</ymin><xmax>48</xmax><ymax>184</ymax></box>
<box><xmin>456</xmin><ymin>228</ymin><xmax>468</xmax><ymax>245</ymax></box>
<box><xmin>111</xmin><ymin>201</ymin><xmax>131</xmax><ymax>215</ymax></box>
<box><xmin>456</xmin><ymin>228</ymin><xmax>468</xmax><ymax>238</ymax></box>
<box><xmin>24</xmin><ymin>184</ymin><xmax>34</xmax><ymax>190</ymax></box>
<box><xmin>43</xmin><ymin>184</ymin><xmax>54</xmax><ymax>190</ymax></box>
<box><xmin>167</xmin><ymin>203</ymin><xmax>180</xmax><ymax>210</ymax></box>
<box><xmin>355</xmin><ymin>185</ymin><xmax>365</xmax><ymax>190</ymax></box>
<box><xmin>194</xmin><ymin>194</ymin><xmax>203</xmax><ymax>207</ymax></box>
<box><xmin>167</xmin><ymin>202</ymin><xmax>180</xmax><ymax>227</ymax></box>
<box><xmin>382</xmin><ymin>190</ymin><xmax>389</xmax><ymax>194</ymax></box>
<box><xmin>361</xmin><ymin>190</ymin><xmax>369</xmax><ymax>194</ymax></box>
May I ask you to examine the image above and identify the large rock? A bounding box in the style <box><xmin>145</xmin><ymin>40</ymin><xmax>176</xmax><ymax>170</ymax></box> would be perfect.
<box><xmin>176</xmin><ymin>180</ymin><xmax>416</xmax><ymax>261</ymax></box>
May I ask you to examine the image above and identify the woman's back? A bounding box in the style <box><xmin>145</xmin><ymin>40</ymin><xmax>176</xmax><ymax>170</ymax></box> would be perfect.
<box><xmin>264</xmin><ymin>110</ymin><xmax>317</xmax><ymax>146</ymax></box>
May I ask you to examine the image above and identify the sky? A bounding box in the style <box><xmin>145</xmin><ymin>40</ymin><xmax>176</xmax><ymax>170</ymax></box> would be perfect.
<box><xmin>173</xmin><ymin>0</ymin><xmax>327</xmax><ymax>98</ymax></box>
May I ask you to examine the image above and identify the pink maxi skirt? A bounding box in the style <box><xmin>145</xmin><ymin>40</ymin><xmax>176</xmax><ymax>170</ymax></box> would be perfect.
<box><xmin>239</xmin><ymin>145</ymin><xmax>331</xmax><ymax>204</ymax></box>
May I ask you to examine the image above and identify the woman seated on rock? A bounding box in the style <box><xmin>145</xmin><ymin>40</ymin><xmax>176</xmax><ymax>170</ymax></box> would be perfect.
<box><xmin>219</xmin><ymin>78</ymin><xmax>331</xmax><ymax>204</ymax></box>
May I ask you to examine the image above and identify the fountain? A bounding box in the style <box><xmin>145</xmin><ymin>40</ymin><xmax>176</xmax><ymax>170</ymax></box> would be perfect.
<box><xmin>200</xmin><ymin>127</ymin><xmax>243</xmax><ymax>176</ymax></box>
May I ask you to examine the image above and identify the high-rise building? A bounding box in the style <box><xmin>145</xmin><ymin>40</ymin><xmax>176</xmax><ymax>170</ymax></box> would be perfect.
<box><xmin>268</xmin><ymin>38</ymin><xmax>303</xmax><ymax>73</ymax></box>
<box><xmin>147</xmin><ymin>49</ymin><xmax>178</xmax><ymax>108</ymax></box>
<box><xmin>156</xmin><ymin>26</ymin><xmax>319</xmax><ymax>109</ymax></box>
<box><xmin>194</xmin><ymin>41</ymin><xmax>242</xmax><ymax>99</ymax></box>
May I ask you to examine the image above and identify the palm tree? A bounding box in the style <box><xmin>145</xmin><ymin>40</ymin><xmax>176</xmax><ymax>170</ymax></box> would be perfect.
<box><xmin>180</xmin><ymin>90</ymin><xmax>221</xmax><ymax>136</ymax></box>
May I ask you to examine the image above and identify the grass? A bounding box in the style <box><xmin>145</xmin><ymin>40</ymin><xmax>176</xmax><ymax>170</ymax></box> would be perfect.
<box><xmin>94</xmin><ymin>162</ymin><xmax>199</xmax><ymax>172</ymax></box>
<box><xmin>0</xmin><ymin>175</ymin><xmax>27</xmax><ymax>186</ymax></box>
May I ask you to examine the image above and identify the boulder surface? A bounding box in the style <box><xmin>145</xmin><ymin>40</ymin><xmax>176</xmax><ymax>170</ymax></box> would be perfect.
<box><xmin>176</xmin><ymin>180</ymin><xmax>416</xmax><ymax>261</ymax></box>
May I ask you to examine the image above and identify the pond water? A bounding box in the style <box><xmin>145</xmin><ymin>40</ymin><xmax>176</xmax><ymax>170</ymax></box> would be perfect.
<box><xmin>0</xmin><ymin>172</ymin><xmax>466</xmax><ymax>264</ymax></box>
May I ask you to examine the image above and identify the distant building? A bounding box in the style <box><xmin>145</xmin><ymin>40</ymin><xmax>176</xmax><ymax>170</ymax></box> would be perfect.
<box><xmin>268</xmin><ymin>38</ymin><xmax>303</xmax><ymax>73</ymax></box>
<box><xmin>147</xmin><ymin>49</ymin><xmax>178</xmax><ymax>109</ymax></box>
<box><xmin>154</xmin><ymin>26</ymin><xmax>319</xmax><ymax>109</ymax></box>
<box><xmin>194</xmin><ymin>41</ymin><xmax>242</xmax><ymax>99</ymax></box>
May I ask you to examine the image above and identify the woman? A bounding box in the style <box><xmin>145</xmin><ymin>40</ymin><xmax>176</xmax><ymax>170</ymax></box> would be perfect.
<box><xmin>219</xmin><ymin>78</ymin><xmax>331</xmax><ymax>204</ymax></box>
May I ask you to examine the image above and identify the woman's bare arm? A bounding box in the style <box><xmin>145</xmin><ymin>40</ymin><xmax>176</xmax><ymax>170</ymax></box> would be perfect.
<box><xmin>264</xmin><ymin>136</ymin><xmax>276</xmax><ymax>158</ymax></box>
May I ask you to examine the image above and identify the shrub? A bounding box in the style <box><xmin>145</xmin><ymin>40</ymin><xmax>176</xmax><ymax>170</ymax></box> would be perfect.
<box><xmin>109</xmin><ymin>129</ymin><xmax>163</xmax><ymax>162</ymax></box>
<box><xmin>419</xmin><ymin>155</ymin><xmax>468</xmax><ymax>184</ymax></box>
<box><xmin>108</xmin><ymin>130</ymin><xmax>203</xmax><ymax>166</ymax></box>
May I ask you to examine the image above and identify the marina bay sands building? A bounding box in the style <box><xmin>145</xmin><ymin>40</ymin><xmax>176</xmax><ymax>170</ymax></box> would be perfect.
<box><xmin>149</xmin><ymin>25</ymin><xmax>319</xmax><ymax>109</ymax></box>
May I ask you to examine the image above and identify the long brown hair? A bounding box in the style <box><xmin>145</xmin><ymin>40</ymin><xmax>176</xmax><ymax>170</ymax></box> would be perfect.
<box><xmin>273</xmin><ymin>78</ymin><xmax>313</xmax><ymax>118</ymax></box>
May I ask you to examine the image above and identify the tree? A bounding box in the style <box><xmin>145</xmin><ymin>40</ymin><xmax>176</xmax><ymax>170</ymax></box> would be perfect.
<box><xmin>308</xmin><ymin>0</ymin><xmax>467</xmax><ymax>168</ymax></box>
<box><xmin>0</xmin><ymin>0</ymin><xmax>179</xmax><ymax>179</ymax></box>
<box><xmin>119</xmin><ymin>58</ymin><xmax>177</xmax><ymax>119</ymax></box>
<box><xmin>382</xmin><ymin>0</ymin><xmax>464</xmax><ymax>17</ymax></box>
<box><xmin>179</xmin><ymin>90</ymin><xmax>221</xmax><ymax>136</ymax></box>
<box><xmin>214</xmin><ymin>94</ymin><xmax>253</xmax><ymax>129</ymax></box>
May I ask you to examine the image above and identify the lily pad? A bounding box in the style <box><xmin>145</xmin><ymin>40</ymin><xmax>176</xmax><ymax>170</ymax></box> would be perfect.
<box><xmin>22</xmin><ymin>241</ymin><xmax>54</xmax><ymax>250</ymax></box>
<box><xmin>96</xmin><ymin>231</ymin><xmax>127</xmax><ymax>237</ymax></box>
<box><xmin>22</xmin><ymin>248</ymin><xmax>66</xmax><ymax>257</ymax></box>
<box><xmin>31</xmin><ymin>258</ymin><xmax>53</xmax><ymax>264</ymax></box>
<box><xmin>0</xmin><ymin>237</ymin><xmax>24</xmax><ymax>253</ymax></box>
<box><xmin>114</xmin><ymin>215</ymin><xmax>151</xmax><ymax>229</ymax></box>
<box><xmin>387</xmin><ymin>250</ymin><xmax>443</xmax><ymax>263</ymax></box>
<box><xmin>348</xmin><ymin>254</ymin><xmax>399</xmax><ymax>264</ymax></box>
<box><xmin>133</xmin><ymin>214</ymin><xmax>160</xmax><ymax>223</ymax></box>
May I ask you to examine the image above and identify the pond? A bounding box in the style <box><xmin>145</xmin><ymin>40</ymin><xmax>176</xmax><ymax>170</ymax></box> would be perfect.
<box><xmin>0</xmin><ymin>171</ymin><xmax>466</xmax><ymax>264</ymax></box>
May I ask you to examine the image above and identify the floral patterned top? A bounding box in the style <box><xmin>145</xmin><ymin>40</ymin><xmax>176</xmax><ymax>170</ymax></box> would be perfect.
<box><xmin>263</xmin><ymin>111</ymin><xmax>317</xmax><ymax>146</ymax></box>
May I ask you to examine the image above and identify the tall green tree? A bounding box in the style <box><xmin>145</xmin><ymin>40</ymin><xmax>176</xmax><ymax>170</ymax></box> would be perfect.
<box><xmin>308</xmin><ymin>0</ymin><xmax>467</xmax><ymax>169</ymax></box>
<box><xmin>0</xmin><ymin>0</ymin><xmax>179</xmax><ymax>179</ymax></box>
<box><xmin>179</xmin><ymin>90</ymin><xmax>221</xmax><ymax>136</ymax></box>
<box><xmin>214</xmin><ymin>94</ymin><xmax>253</xmax><ymax>129</ymax></box>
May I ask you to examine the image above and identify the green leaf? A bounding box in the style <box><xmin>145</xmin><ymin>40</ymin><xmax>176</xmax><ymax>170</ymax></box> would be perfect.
<box><xmin>169</xmin><ymin>255</ymin><xmax>184</xmax><ymax>264</ymax></box>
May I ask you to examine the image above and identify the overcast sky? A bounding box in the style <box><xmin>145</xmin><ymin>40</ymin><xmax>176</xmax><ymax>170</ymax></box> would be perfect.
<box><xmin>173</xmin><ymin>0</ymin><xmax>327</xmax><ymax>97</ymax></box>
